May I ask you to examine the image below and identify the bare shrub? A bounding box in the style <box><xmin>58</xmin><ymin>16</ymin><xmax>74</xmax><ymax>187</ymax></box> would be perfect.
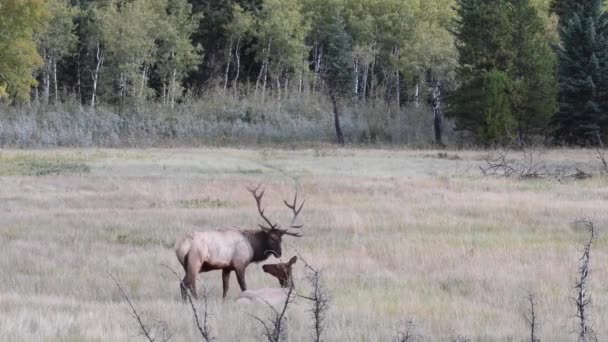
<box><xmin>290</xmin><ymin>249</ymin><xmax>331</xmax><ymax>342</ymax></box>
<box><xmin>109</xmin><ymin>273</ymin><xmax>172</xmax><ymax>342</ymax></box>
<box><xmin>524</xmin><ymin>291</ymin><xmax>540</xmax><ymax>342</ymax></box>
<box><xmin>396</xmin><ymin>320</ymin><xmax>419</xmax><ymax>342</ymax></box>
<box><xmin>248</xmin><ymin>283</ymin><xmax>296</xmax><ymax>342</ymax></box>
<box><xmin>163</xmin><ymin>265</ymin><xmax>214</xmax><ymax>342</ymax></box>
<box><xmin>572</xmin><ymin>220</ymin><xmax>598</xmax><ymax>342</ymax></box>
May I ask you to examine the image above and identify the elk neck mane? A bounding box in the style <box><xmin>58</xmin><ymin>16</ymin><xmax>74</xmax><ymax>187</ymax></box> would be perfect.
<box><xmin>241</xmin><ymin>229</ymin><xmax>273</xmax><ymax>263</ymax></box>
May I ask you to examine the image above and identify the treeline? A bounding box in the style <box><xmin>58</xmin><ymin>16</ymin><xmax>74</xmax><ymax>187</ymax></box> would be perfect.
<box><xmin>0</xmin><ymin>0</ymin><xmax>607</xmax><ymax>146</ymax></box>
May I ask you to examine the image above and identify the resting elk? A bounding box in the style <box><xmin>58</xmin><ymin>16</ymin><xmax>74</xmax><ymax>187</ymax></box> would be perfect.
<box><xmin>236</xmin><ymin>256</ymin><xmax>297</xmax><ymax>306</ymax></box>
<box><xmin>175</xmin><ymin>186</ymin><xmax>304</xmax><ymax>300</ymax></box>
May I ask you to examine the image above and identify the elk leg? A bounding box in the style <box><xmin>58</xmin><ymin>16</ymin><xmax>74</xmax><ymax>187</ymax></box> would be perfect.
<box><xmin>185</xmin><ymin>252</ymin><xmax>201</xmax><ymax>300</ymax></box>
<box><xmin>235</xmin><ymin>268</ymin><xmax>247</xmax><ymax>292</ymax></box>
<box><xmin>222</xmin><ymin>269</ymin><xmax>231</xmax><ymax>298</ymax></box>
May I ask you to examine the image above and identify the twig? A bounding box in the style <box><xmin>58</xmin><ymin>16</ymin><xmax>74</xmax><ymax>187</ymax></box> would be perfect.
<box><xmin>524</xmin><ymin>291</ymin><xmax>539</xmax><ymax>342</ymax></box>
<box><xmin>249</xmin><ymin>281</ymin><xmax>296</xmax><ymax>342</ymax></box>
<box><xmin>162</xmin><ymin>264</ymin><xmax>214</xmax><ymax>342</ymax></box>
<box><xmin>571</xmin><ymin>220</ymin><xmax>597</xmax><ymax>342</ymax></box>
<box><xmin>291</xmin><ymin>248</ymin><xmax>331</xmax><ymax>342</ymax></box>
<box><xmin>109</xmin><ymin>273</ymin><xmax>156</xmax><ymax>342</ymax></box>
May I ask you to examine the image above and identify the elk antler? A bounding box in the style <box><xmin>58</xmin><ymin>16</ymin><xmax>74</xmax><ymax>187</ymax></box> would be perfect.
<box><xmin>247</xmin><ymin>184</ymin><xmax>278</xmax><ymax>230</ymax></box>
<box><xmin>276</xmin><ymin>190</ymin><xmax>304</xmax><ymax>237</ymax></box>
<box><xmin>283</xmin><ymin>191</ymin><xmax>305</xmax><ymax>229</ymax></box>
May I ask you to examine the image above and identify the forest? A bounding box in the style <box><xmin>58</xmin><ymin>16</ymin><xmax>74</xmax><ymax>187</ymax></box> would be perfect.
<box><xmin>1</xmin><ymin>0</ymin><xmax>607</xmax><ymax>147</ymax></box>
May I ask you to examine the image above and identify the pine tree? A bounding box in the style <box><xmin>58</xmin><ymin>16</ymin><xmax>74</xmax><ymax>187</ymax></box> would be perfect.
<box><xmin>321</xmin><ymin>8</ymin><xmax>353</xmax><ymax>145</ymax></box>
<box><xmin>448</xmin><ymin>0</ymin><xmax>557</xmax><ymax>145</ymax></box>
<box><xmin>552</xmin><ymin>0</ymin><xmax>608</xmax><ymax>145</ymax></box>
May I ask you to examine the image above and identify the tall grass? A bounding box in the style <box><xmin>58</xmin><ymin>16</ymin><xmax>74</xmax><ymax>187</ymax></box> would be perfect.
<box><xmin>0</xmin><ymin>90</ymin><xmax>449</xmax><ymax>147</ymax></box>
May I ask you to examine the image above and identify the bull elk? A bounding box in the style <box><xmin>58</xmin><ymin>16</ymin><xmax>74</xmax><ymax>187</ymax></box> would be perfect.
<box><xmin>175</xmin><ymin>186</ymin><xmax>304</xmax><ymax>300</ymax></box>
<box><xmin>236</xmin><ymin>256</ymin><xmax>297</xmax><ymax>306</ymax></box>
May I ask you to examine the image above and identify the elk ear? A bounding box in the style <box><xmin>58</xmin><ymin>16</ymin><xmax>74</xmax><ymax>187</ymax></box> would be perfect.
<box><xmin>288</xmin><ymin>256</ymin><xmax>297</xmax><ymax>265</ymax></box>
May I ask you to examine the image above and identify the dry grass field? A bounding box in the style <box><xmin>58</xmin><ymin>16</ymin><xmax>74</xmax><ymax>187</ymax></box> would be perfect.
<box><xmin>0</xmin><ymin>148</ymin><xmax>606</xmax><ymax>341</ymax></box>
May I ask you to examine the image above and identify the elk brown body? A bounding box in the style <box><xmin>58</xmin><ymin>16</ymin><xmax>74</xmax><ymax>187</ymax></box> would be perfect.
<box><xmin>175</xmin><ymin>186</ymin><xmax>304</xmax><ymax>300</ymax></box>
<box><xmin>236</xmin><ymin>256</ymin><xmax>297</xmax><ymax>306</ymax></box>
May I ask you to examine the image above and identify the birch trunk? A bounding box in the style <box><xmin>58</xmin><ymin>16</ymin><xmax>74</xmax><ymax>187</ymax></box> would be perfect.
<box><xmin>53</xmin><ymin>60</ymin><xmax>58</xmax><ymax>104</ymax></box>
<box><xmin>91</xmin><ymin>42</ymin><xmax>104</xmax><ymax>108</ymax></box>
<box><xmin>353</xmin><ymin>59</ymin><xmax>359</xmax><ymax>96</ymax></box>
<box><xmin>42</xmin><ymin>52</ymin><xmax>50</xmax><ymax>105</ymax></box>
<box><xmin>171</xmin><ymin>68</ymin><xmax>177</xmax><ymax>109</ymax></box>
<box><xmin>233</xmin><ymin>37</ymin><xmax>241</xmax><ymax>97</ymax></box>
<box><xmin>394</xmin><ymin>47</ymin><xmax>401</xmax><ymax>108</ymax></box>
<box><xmin>362</xmin><ymin>64</ymin><xmax>369</xmax><ymax>101</ymax></box>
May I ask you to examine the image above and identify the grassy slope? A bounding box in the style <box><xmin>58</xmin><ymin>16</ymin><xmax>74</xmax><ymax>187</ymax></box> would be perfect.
<box><xmin>0</xmin><ymin>148</ymin><xmax>606</xmax><ymax>341</ymax></box>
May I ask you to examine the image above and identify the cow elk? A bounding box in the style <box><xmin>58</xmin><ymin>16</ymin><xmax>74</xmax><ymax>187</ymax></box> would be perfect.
<box><xmin>236</xmin><ymin>256</ymin><xmax>297</xmax><ymax>306</ymax></box>
<box><xmin>175</xmin><ymin>186</ymin><xmax>304</xmax><ymax>300</ymax></box>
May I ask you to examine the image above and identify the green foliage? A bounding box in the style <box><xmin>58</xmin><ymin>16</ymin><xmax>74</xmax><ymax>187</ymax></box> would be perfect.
<box><xmin>552</xmin><ymin>0</ymin><xmax>608</xmax><ymax>145</ymax></box>
<box><xmin>254</xmin><ymin>0</ymin><xmax>310</xmax><ymax>78</ymax></box>
<box><xmin>448</xmin><ymin>0</ymin><xmax>557</xmax><ymax>145</ymax></box>
<box><xmin>0</xmin><ymin>0</ymin><xmax>47</xmax><ymax>102</ymax></box>
<box><xmin>479</xmin><ymin>70</ymin><xmax>515</xmax><ymax>144</ymax></box>
<box><xmin>321</xmin><ymin>8</ymin><xmax>354</xmax><ymax>96</ymax></box>
<box><xmin>0</xmin><ymin>154</ymin><xmax>90</xmax><ymax>176</ymax></box>
<box><xmin>37</xmin><ymin>0</ymin><xmax>78</xmax><ymax>69</ymax></box>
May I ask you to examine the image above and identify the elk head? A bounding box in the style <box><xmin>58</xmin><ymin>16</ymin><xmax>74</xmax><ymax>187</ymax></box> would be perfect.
<box><xmin>247</xmin><ymin>185</ymin><xmax>304</xmax><ymax>259</ymax></box>
<box><xmin>262</xmin><ymin>256</ymin><xmax>297</xmax><ymax>288</ymax></box>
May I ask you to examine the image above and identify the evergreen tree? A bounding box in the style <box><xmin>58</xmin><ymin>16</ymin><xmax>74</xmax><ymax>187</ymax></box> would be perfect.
<box><xmin>552</xmin><ymin>0</ymin><xmax>608</xmax><ymax>145</ymax></box>
<box><xmin>320</xmin><ymin>8</ymin><xmax>353</xmax><ymax>145</ymax></box>
<box><xmin>448</xmin><ymin>0</ymin><xmax>556</xmax><ymax>145</ymax></box>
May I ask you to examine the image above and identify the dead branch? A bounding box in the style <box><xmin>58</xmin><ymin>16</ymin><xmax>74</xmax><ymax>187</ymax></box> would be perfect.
<box><xmin>480</xmin><ymin>149</ymin><xmax>593</xmax><ymax>180</ymax></box>
<box><xmin>248</xmin><ymin>282</ymin><xmax>296</xmax><ymax>342</ymax></box>
<box><xmin>524</xmin><ymin>291</ymin><xmax>539</xmax><ymax>342</ymax></box>
<box><xmin>162</xmin><ymin>265</ymin><xmax>214</xmax><ymax>342</ymax></box>
<box><xmin>109</xmin><ymin>273</ymin><xmax>166</xmax><ymax>342</ymax></box>
<box><xmin>291</xmin><ymin>248</ymin><xmax>331</xmax><ymax>342</ymax></box>
<box><xmin>571</xmin><ymin>220</ymin><xmax>597</xmax><ymax>342</ymax></box>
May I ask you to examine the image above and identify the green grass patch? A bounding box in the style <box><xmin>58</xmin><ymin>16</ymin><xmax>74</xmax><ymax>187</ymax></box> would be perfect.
<box><xmin>114</xmin><ymin>233</ymin><xmax>173</xmax><ymax>248</ymax></box>
<box><xmin>0</xmin><ymin>154</ymin><xmax>90</xmax><ymax>176</ymax></box>
<box><xmin>177</xmin><ymin>197</ymin><xmax>232</xmax><ymax>209</ymax></box>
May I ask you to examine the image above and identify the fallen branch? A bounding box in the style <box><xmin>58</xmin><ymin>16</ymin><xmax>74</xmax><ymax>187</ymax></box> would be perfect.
<box><xmin>162</xmin><ymin>265</ymin><xmax>214</xmax><ymax>342</ymax></box>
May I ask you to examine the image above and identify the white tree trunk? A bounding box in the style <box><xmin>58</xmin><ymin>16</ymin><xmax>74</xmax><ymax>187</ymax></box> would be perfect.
<box><xmin>362</xmin><ymin>64</ymin><xmax>369</xmax><ymax>101</ymax></box>
<box><xmin>171</xmin><ymin>68</ymin><xmax>177</xmax><ymax>109</ymax></box>
<box><xmin>394</xmin><ymin>47</ymin><xmax>401</xmax><ymax>107</ymax></box>
<box><xmin>53</xmin><ymin>60</ymin><xmax>58</xmax><ymax>104</ymax></box>
<box><xmin>42</xmin><ymin>51</ymin><xmax>50</xmax><ymax>105</ymax></box>
<box><xmin>354</xmin><ymin>59</ymin><xmax>359</xmax><ymax>95</ymax></box>
<box><xmin>91</xmin><ymin>42</ymin><xmax>104</xmax><ymax>108</ymax></box>
<box><xmin>233</xmin><ymin>37</ymin><xmax>241</xmax><ymax>97</ymax></box>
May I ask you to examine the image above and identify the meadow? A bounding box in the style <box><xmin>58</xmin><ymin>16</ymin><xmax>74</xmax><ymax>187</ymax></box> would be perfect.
<box><xmin>0</xmin><ymin>147</ymin><xmax>606</xmax><ymax>341</ymax></box>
